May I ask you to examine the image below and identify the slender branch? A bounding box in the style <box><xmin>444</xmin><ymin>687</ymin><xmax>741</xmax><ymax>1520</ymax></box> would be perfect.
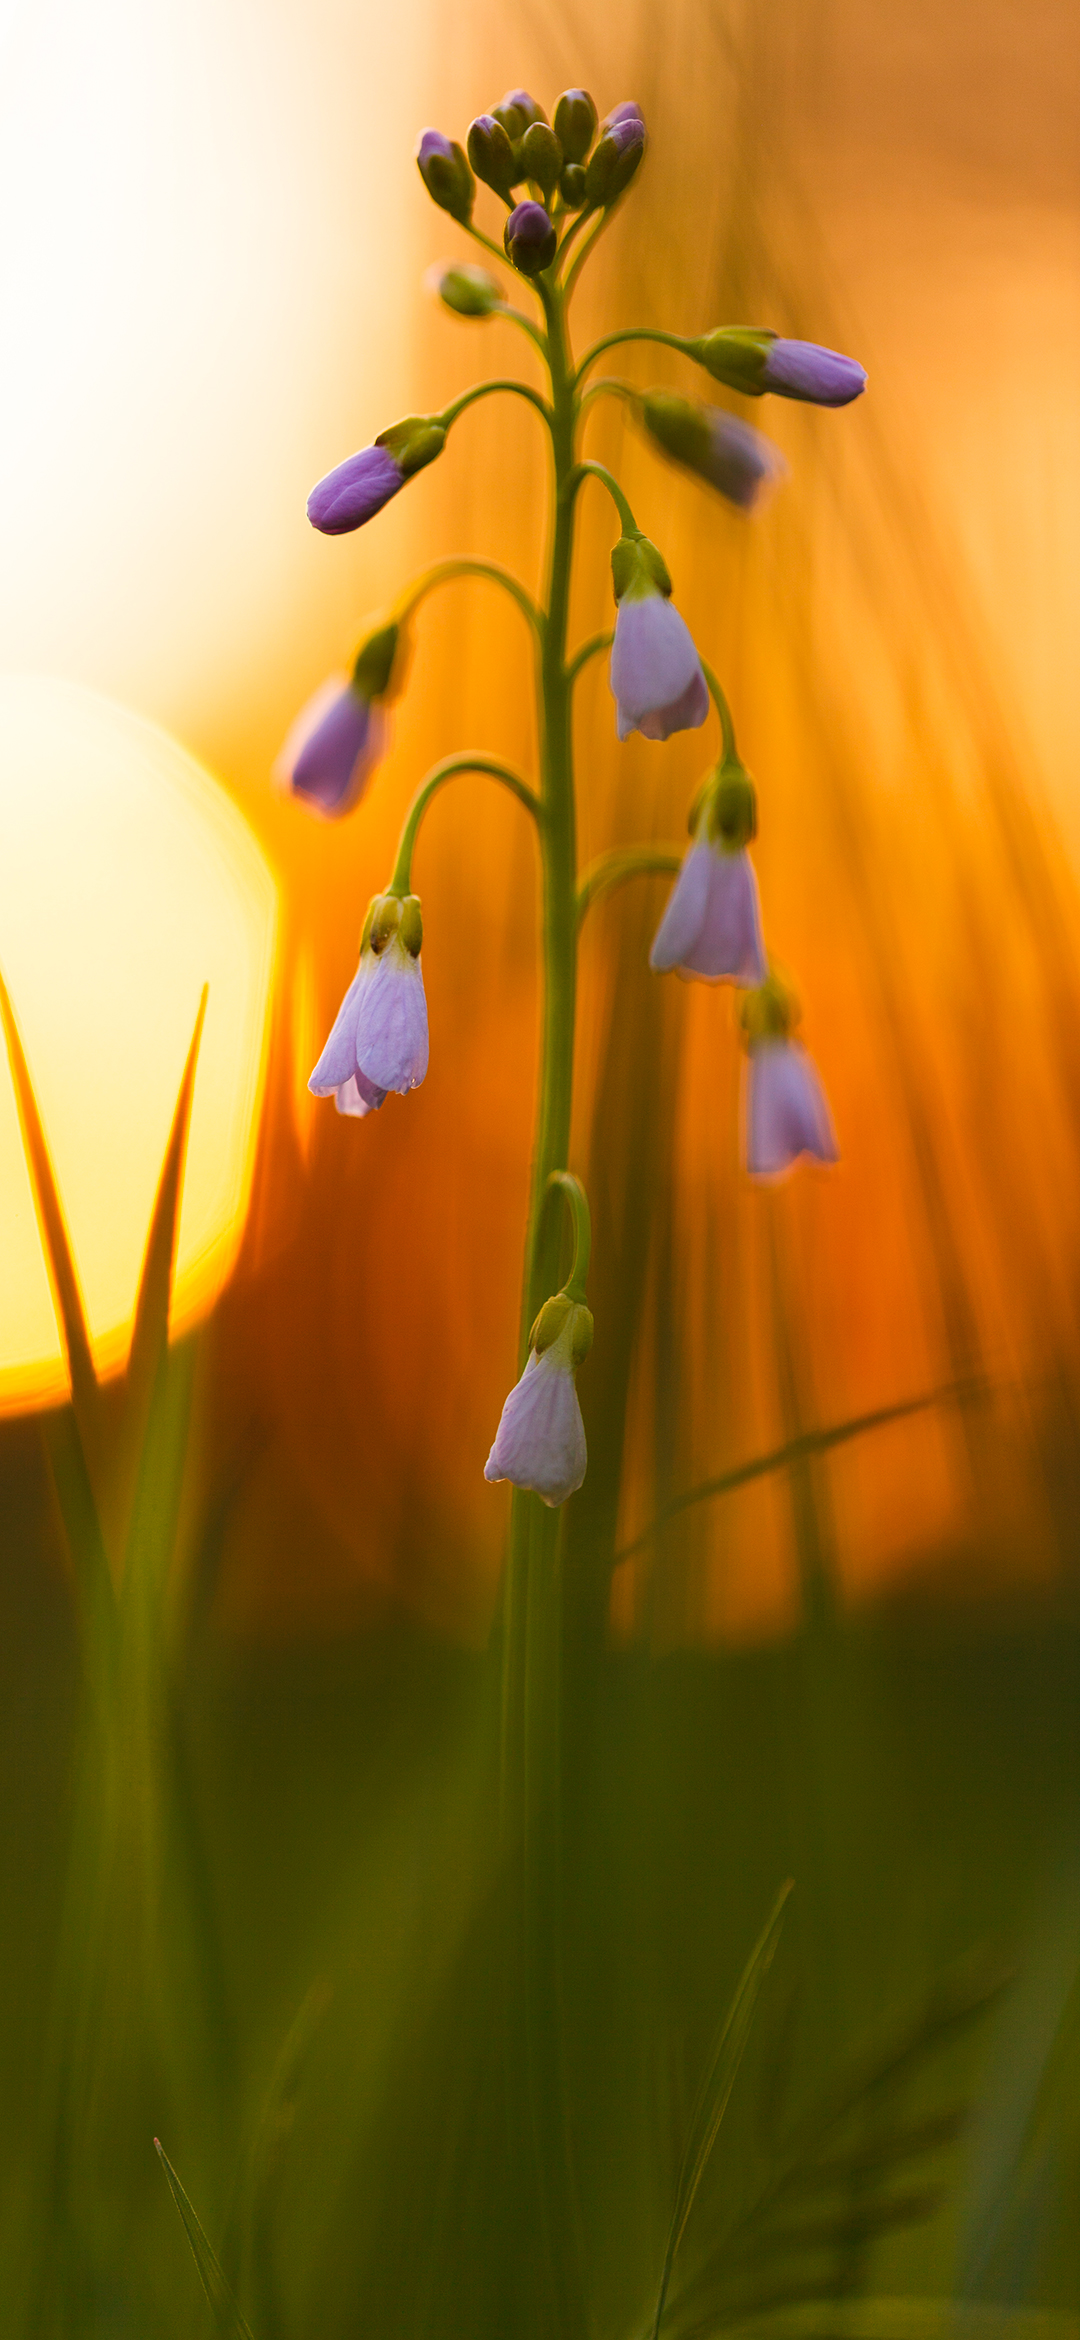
<box><xmin>566</xmin><ymin>629</ymin><xmax>613</xmax><ymax>686</ymax></box>
<box><xmin>544</xmin><ymin>1169</ymin><xmax>591</xmax><ymax>1301</ymax></box>
<box><xmin>394</xmin><ymin>556</ymin><xmax>543</xmax><ymax>641</ymax></box>
<box><xmin>574</xmin><ymin>325</ymin><xmax>693</xmax><ymax>389</ymax></box>
<box><xmin>440</xmin><ymin>376</ymin><xmax>554</xmax><ymax>431</ymax></box>
<box><xmin>576</xmin><ymin>844</ymin><xmax>683</xmax><ymax>928</ymax></box>
<box><xmin>565</xmin><ymin>458</ymin><xmax>638</xmax><ymax>537</ymax></box>
<box><xmin>700</xmin><ymin>657</ymin><xmax>738</xmax><ymax>764</ymax></box>
<box><xmin>388</xmin><ymin>754</ymin><xmax>540</xmax><ymax>896</ymax></box>
<box><xmin>563</xmin><ymin>205</ymin><xmax>622</xmax><ymax>303</ymax></box>
<box><xmin>462</xmin><ymin>219</ymin><xmax>520</xmax><ymax>270</ymax></box>
<box><xmin>493</xmin><ymin>303</ymin><xmax>550</xmax><ymax>357</ymax></box>
<box><xmin>578</xmin><ymin>376</ymin><xmax>638</xmax><ymax>422</ymax></box>
<box><xmin>553</xmin><ymin>204</ymin><xmax>597</xmax><ymax>278</ymax></box>
<box><xmin>613</xmin><ymin>1382</ymin><xmax>982</xmax><ymax>1564</ymax></box>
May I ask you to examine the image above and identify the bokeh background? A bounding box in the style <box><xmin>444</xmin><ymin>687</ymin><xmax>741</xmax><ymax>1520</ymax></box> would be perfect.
<box><xmin>0</xmin><ymin>0</ymin><xmax>1078</xmax><ymax>2332</ymax></box>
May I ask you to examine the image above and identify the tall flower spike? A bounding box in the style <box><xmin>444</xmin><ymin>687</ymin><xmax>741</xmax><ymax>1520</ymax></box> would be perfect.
<box><xmin>650</xmin><ymin>766</ymin><xmax>767</xmax><ymax>984</ymax></box>
<box><xmin>609</xmin><ymin>533</ymin><xmax>709</xmax><ymax>743</ymax></box>
<box><xmin>692</xmin><ymin>328</ymin><xmax>867</xmax><ymax>409</ymax></box>
<box><xmin>642</xmin><ymin>390</ymin><xmax>786</xmax><ymax>512</ymax></box>
<box><xmin>484</xmin><ymin>1293</ymin><xmax>593</xmax><ymax>1507</ymax></box>
<box><xmin>740</xmin><ymin>972</ymin><xmax>838</xmax><ymax>1177</ymax></box>
<box><xmin>307</xmin><ymin>416</ymin><xmax>446</xmax><ymax>537</ymax></box>
<box><xmin>309</xmin><ymin>893</ymin><xmax>428</xmax><ymax>1116</ymax></box>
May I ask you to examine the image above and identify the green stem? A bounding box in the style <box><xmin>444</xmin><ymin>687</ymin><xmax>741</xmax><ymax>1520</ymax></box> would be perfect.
<box><xmin>553</xmin><ymin>205</ymin><xmax>597</xmax><ymax>276</ymax></box>
<box><xmin>566</xmin><ymin>458</ymin><xmax>639</xmax><ymax>539</ymax></box>
<box><xmin>574</xmin><ymin>324</ymin><xmax>693</xmax><ymax>389</ymax></box>
<box><xmin>565</xmin><ymin>630</ymin><xmax>613</xmax><ymax>686</ymax></box>
<box><xmin>577</xmin><ymin>375</ymin><xmax>638</xmax><ymax>420</ymax></box>
<box><xmin>493</xmin><ymin>303</ymin><xmax>551</xmax><ymax>356</ymax></box>
<box><xmin>544</xmin><ymin>1169</ymin><xmax>591</xmax><ymax>1300</ymax></box>
<box><xmin>576</xmin><ymin>844</ymin><xmax>683</xmax><ymax>928</ymax></box>
<box><xmin>700</xmin><ymin>657</ymin><xmax>738</xmax><ymax>764</ymax></box>
<box><xmin>388</xmin><ymin>755</ymin><xmax>539</xmax><ymax>897</ymax></box>
<box><xmin>440</xmin><ymin>376</ymin><xmax>554</xmax><ymax>430</ymax></box>
<box><xmin>562</xmin><ymin>205</ymin><xmax>622</xmax><ymax>303</ymax></box>
<box><xmin>393</xmin><ymin>556</ymin><xmax>543</xmax><ymax>641</ymax></box>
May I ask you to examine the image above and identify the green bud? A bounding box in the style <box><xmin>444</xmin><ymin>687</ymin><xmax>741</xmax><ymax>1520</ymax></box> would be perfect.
<box><xmin>529</xmin><ymin>1292</ymin><xmax>594</xmax><ymax>1368</ymax></box>
<box><xmin>467</xmin><ymin>113</ymin><xmax>519</xmax><ymax>198</ymax></box>
<box><xmin>493</xmin><ymin>90</ymin><xmax>546</xmax><ymax>140</ymax></box>
<box><xmin>642</xmin><ymin>389</ymin><xmax>713</xmax><ymax>473</ymax></box>
<box><xmin>610</xmin><ymin>532</ymin><xmax>672</xmax><ymax>605</ymax></box>
<box><xmin>351</xmin><ymin>618</ymin><xmax>402</xmax><ymax>704</ymax></box>
<box><xmin>553</xmin><ymin>88</ymin><xmax>597</xmax><ymax>164</ymax></box>
<box><xmin>584</xmin><ymin>117</ymin><xmax>645</xmax><ymax>207</ymax></box>
<box><xmin>367</xmin><ymin>894</ymin><xmax>402</xmax><ymax>955</ymax></box>
<box><xmin>375</xmin><ymin>415</ymin><xmax>446</xmax><ymax>479</ymax></box>
<box><xmin>691</xmin><ymin>328</ymin><xmax>776</xmax><ymax>398</ymax></box>
<box><xmin>415</xmin><ymin>134</ymin><xmax>475</xmax><ymax>226</ymax></box>
<box><xmin>519</xmin><ymin>120</ymin><xmax>562</xmax><ymax>198</ymax></box>
<box><xmin>739</xmin><ymin>967</ymin><xmax>798</xmax><ymax>1048</ymax></box>
<box><xmin>432</xmin><ymin>261</ymin><xmax>501</xmax><ymax>318</ymax></box>
<box><xmin>705</xmin><ymin>762</ymin><xmax>758</xmax><ymax>852</ymax></box>
<box><xmin>559</xmin><ymin>163</ymin><xmax>588</xmax><ymax>209</ymax></box>
<box><xmin>397</xmin><ymin>895</ymin><xmax>423</xmax><ymax>958</ymax></box>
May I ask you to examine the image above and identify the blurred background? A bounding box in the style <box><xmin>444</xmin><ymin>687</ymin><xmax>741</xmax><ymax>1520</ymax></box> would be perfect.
<box><xmin>0</xmin><ymin>0</ymin><xmax>1078</xmax><ymax>2332</ymax></box>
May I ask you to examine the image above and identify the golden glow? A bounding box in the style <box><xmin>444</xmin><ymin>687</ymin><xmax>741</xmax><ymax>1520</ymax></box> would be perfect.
<box><xmin>0</xmin><ymin>677</ymin><xmax>277</xmax><ymax>1412</ymax></box>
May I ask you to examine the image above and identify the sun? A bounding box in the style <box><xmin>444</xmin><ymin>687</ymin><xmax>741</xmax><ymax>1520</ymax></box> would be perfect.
<box><xmin>0</xmin><ymin>676</ymin><xmax>278</xmax><ymax>1414</ymax></box>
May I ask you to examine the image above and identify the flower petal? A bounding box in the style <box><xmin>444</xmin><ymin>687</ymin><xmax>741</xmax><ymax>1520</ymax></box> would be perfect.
<box><xmin>275</xmin><ymin>680</ymin><xmax>387</xmax><ymax>817</ymax></box>
<box><xmin>761</xmin><ymin>340</ymin><xmax>867</xmax><ymax>407</ymax></box>
<box><xmin>354</xmin><ymin>945</ymin><xmax>429</xmax><ymax>1093</ymax></box>
<box><xmin>484</xmin><ymin>1347</ymin><xmax>587</xmax><ymax>1506</ymax></box>
<box><xmin>335</xmin><ymin>1070</ymin><xmax>387</xmax><ymax>1117</ymax></box>
<box><xmin>678</xmin><ymin>848</ymin><xmax>767</xmax><ymax>984</ymax></box>
<box><xmin>610</xmin><ymin>597</ymin><xmax>707</xmax><ymax>739</ymax></box>
<box><xmin>307</xmin><ymin>444</ymin><xmax>404</xmax><ymax>535</ymax></box>
<box><xmin>308</xmin><ymin>966</ymin><xmax>367</xmax><ymax>1097</ymax></box>
<box><xmin>746</xmin><ymin>1039</ymin><xmax>839</xmax><ymax>1175</ymax></box>
<box><xmin>649</xmin><ymin>841</ymin><xmax>712</xmax><ymax>971</ymax></box>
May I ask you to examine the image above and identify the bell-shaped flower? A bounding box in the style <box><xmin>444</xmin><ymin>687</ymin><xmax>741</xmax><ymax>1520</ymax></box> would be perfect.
<box><xmin>309</xmin><ymin>893</ymin><xmax>428</xmax><ymax>1113</ymax></box>
<box><xmin>274</xmin><ymin>677</ymin><xmax>388</xmax><ymax>819</ymax></box>
<box><xmin>609</xmin><ymin>533</ymin><xmax>708</xmax><ymax>743</ymax></box>
<box><xmin>740</xmin><ymin>972</ymin><xmax>838</xmax><ymax>1176</ymax></box>
<box><xmin>651</xmin><ymin>762</ymin><xmax>766</xmax><ymax>983</ymax></box>
<box><xmin>307</xmin><ymin>416</ymin><xmax>445</xmax><ymax>536</ymax></box>
<box><xmin>484</xmin><ymin>1294</ymin><xmax>593</xmax><ymax>1508</ymax></box>
<box><xmin>642</xmin><ymin>390</ymin><xmax>786</xmax><ymax>512</ymax></box>
<box><xmin>692</xmin><ymin>327</ymin><xmax>866</xmax><ymax>409</ymax></box>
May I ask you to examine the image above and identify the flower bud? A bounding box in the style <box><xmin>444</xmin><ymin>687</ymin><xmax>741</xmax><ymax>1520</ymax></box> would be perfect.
<box><xmin>600</xmin><ymin>100</ymin><xmax>644</xmax><ymax>133</ymax></box>
<box><xmin>374</xmin><ymin>413</ymin><xmax>447</xmax><ymax>479</ymax></box>
<box><xmin>427</xmin><ymin>260</ymin><xmax>502</xmax><ymax>317</ymax></box>
<box><xmin>559</xmin><ymin>164</ymin><xmax>588</xmax><ymax>209</ymax></box>
<box><xmin>504</xmin><ymin>200</ymin><xmax>556</xmax><ymax>277</ymax></box>
<box><xmin>610</xmin><ymin>532</ymin><xmax>672</xmax><ymax>604</ymax></box>
<box><xmin>415</xmin><ymin>129</ymin><xmax>475</xmax><ymax>224</ymax></box>
<box><xmin>553</xmin><ymin>88</ymin><xmax>597</xmax><ymax>163</ymax></box>
<box><xmin>494</xmin><ymin>89</ymin><xmax>547</xmax><ymax>137</ymax></box>
<box><xmin>584</xmin><ymin>111</ymin><xmax>646</xmax><ymax>205</ymax></box>
<box><xmin>467</xmin><ymin>112</ymin><xmax>518</xmax><ymax>200</ymax></box>
<box><xmin>691</xmin><ymin>329</ymin><xmax>866</xmax><ymax>407</ymax></box>
<box><xmin>307</xmin><ymin>444</ymin><xmax>405</xmax><ymax>535</ymax></box>
<box><xmin>641</xmin><ymin>389</ymin><xmax>786</xmax><ymax>511</ymax></box>
<box><xmin>519</xmin><ymin>120</ymin><xmax>562</xmax><ymax>199</ymax></box>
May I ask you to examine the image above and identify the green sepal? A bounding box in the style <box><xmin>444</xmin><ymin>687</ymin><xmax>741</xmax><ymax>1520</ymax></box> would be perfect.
<box><xmin>397</xmin><ymin>895</ymin><xmax>423</xmax><ymax>957</ymax></box>
<box><xmin>553</xmin><ymin>89</ymin><xmax>597</xmax><ymax>164</ymax></box>
<box><xmin>692</xmin><ymin>327</ymin><xmax>777</xmax><ymax>397</ymax></box>
<box><xmin>375</xmin><ymin>415</ymin><xmax>446</xmax><ymax>478</ymax></box>
<box><xmin>611</xmin><ymin>531</ymin><xmax>672</xmax><ymax>605</ymax></box>
<box><xmin>584</xmin><ymin>124</ymin><xmax>644</xmax><ymax>207</ymax></box>
<box><xmin>368</xmin><ymin>894</ymin><xmax>403</xmax><ymax>955</ymax></box>
<box><xmin>642</xmin><ymin>388</ymin><xmax>714</xmax><ymax>474</ymax></box>
<box><xmin>559</xmin><ymin>163</ymin><xmax>588</xmax><ymax>209</ymax></box>
<box><xmin>520</xmin><ymin>120</ymin><xmax>562</xmax><ymax>198</ymax></box>
<box><xmin>434</xmin><ymin>262</ymin><xmax>501</xmax><ymax>318</ymax></box>
<box><xmin>529</xmin><ymin>1292</ymin><xmax>593</xmax><ymax>1369</ymax></box>
<box><xmin>467</xmin><ymin>114</ymin><xmax>518</xmax><ymax>199</ymax></box>
<box><xmin>740</xmin><ymin>966</ymin><xmax>798</xmax><ymax>1048</ymax></box>
<box><xmin>351</xmin><ymin>618</ymin><xmax>401</xmax><ymax>704</ymax></box>
<box><xmin>705</xmin><ymin>761</ymin><xmax>758</xmax><ymax>852</ymax></box>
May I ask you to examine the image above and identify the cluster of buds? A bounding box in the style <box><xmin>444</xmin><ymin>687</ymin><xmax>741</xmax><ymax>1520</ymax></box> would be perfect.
<box><xmin>418</xmin><ymin>89</ymin><xmax>646</xmax><ymax>286</ymax></box>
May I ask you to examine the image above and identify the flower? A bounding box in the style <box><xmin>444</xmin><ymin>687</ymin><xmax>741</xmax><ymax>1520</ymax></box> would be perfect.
<box><xmin>307</xmin><ymin>417</ymin><xmax>445</xmax><ymax>537</ymax></box>
<box><xmin>745</xmin><ymin>1039</ymin><xmax>838</xmax><ymax>1175</ymax></box>
<box><xmin>692</xmin><ymin>328</ymin><xmax>866</xmax><ymax>409</ymax></box>
<box><xmin>609</xmin><ymin>534</ymin><xmax>708</xmax><ymax>743</ymax></box>
<box><xmin>309</xmin><ymin>894</ymin><xmax>428</xmax><ymax>1113</ymax></box>
<box><xmin>650</xmin><ymin>841</ymin><xmax>767</xmax><ymax>984</ymax></box>
<box><xmin>642</xmin><ymin>390</ymin><xmax>786</xmax><ymax>511</ymax></box>
<box><xmin>504</xmin><ymin>199</ymin><xmax>556</xmax><ymax>276</ymax></box>
<box><xmin>415</xmin><ymin>129</ymin><xmax>475</xmax><ymax>223</ymax></box>
<box><xmin>274</xmin><ymin>676</ymin><xmax>388</xmax><ymax>819</ymax></box>
<box><xmin>484</xmin><ymin>1294</ymin><xmax>593</xmax><ymax>1507</ymax></box>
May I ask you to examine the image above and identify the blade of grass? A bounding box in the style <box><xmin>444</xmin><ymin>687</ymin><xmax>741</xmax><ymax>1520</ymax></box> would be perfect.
<box><xmin>155</xmin><ymin>2140</ymin><xmax>255</xmax><ymax>2338</ymax></box>
<box><xmin>652</xmin><ymin>1883</ymin><xmax>794</xmax><ymax>2340</ymax></box>
<box><xmin>124</xmin><ymin>985</ymin><xmax>207</xmax><ymax>1458</ymax></box>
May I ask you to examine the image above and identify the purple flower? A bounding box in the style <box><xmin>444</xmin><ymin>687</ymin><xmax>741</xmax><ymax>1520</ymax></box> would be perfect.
<box><xmin>585</xmin><ymin>111</ymin><xmax>645</xmax><ymax>203</ymax></box>
<box><xmin>415</xmin><ymin>129</ymin><xmax>475</xmax><ymax>224</ymax></box>
<box><xmin>745</xmin><ymin>1039</ymin><xmax>838</xmax><ymax>1176</ymax></box>
<box><xmin>309</xmin><ymin>895</ymin><xmax>428</xmax><ymax>1114</ymax></box>
<box><xmin>484</xmin><ymin>1296</ymin><xmax>593</xmax><ymax>1507</ymax></box>
<box><xmin>761</xmin><ymin>340</ymin><xmax>867</xmax><ymax>407</ymax></box>
<box><xmin>307</xmin><ymin>445</ymin><xmax>403</xmax><ymax>536</ymax></box>
<box><xmin>650</xmin><ymin>840</ymin><xmax>767</xmax><ymax>985</ymax></box>
<box><xmin>504</xmin><ymin>199</ymin><xmax>556</xmax><ymax>276</ymax></box>
<box><xmin>274</xmin><ymin>677</ymin><xmax>388</xmax><ymax>819</ymax></box>
<box><xmin>610</xmin><ymin>594</ymin><xmax>709</xmax><ymax>742</ymax></box>
<box><xmin>600</xmin><ymin>100</ymin><xmax>644</xmax><ymax>132</ymax></box>
<box><xmin>642</xmin><ymin>391</ymin><xmax>786</xmax><ymax>511</ymax></box>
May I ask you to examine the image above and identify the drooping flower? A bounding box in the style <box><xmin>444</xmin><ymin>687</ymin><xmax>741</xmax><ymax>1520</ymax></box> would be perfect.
<box><xmin>274</xmin><ymin>677</ymin><xmax>388</xmax><ymax>819</ymax></box>
<box><xmin>484</xmin><ymin>1293</ymin><xmax>593</xmax><ymax>1507</ymax></box>
<box><xmin>504</xmin><ymin>200</ymin><xmax>557</xmax><ymax>276</ymax></box>
<box><xmin>642</xmin><ymin>390</ymin><xmax>786</xmax><ymax>512</ymax></box>
<box><xmin>651</xmin><ymin>762</ymin><xmax>766</xmax><ymax>982</ymax></box>
<box><xmin>609</xmin><ymin>533</ymin><xmax>708</xmax><ymax>743</ymax></box>
<box><xmin>692</xmin><ymin>328</ymin><xmax>866</xmax><ymax>409</ymax></box>
<box><xmin>307</xmin><ymin>416</ymin><xmax>446</xmax><ymax>537</ymax></box>
<box><xmin>740</xmin><ymin>972</ymin><xmax>838</xmax><ymax>1177</ymax></box>
<box><xmin>309</xmin><ymin>894</ymin><xmax>428</xmax><ymax>1114</ymax></box>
